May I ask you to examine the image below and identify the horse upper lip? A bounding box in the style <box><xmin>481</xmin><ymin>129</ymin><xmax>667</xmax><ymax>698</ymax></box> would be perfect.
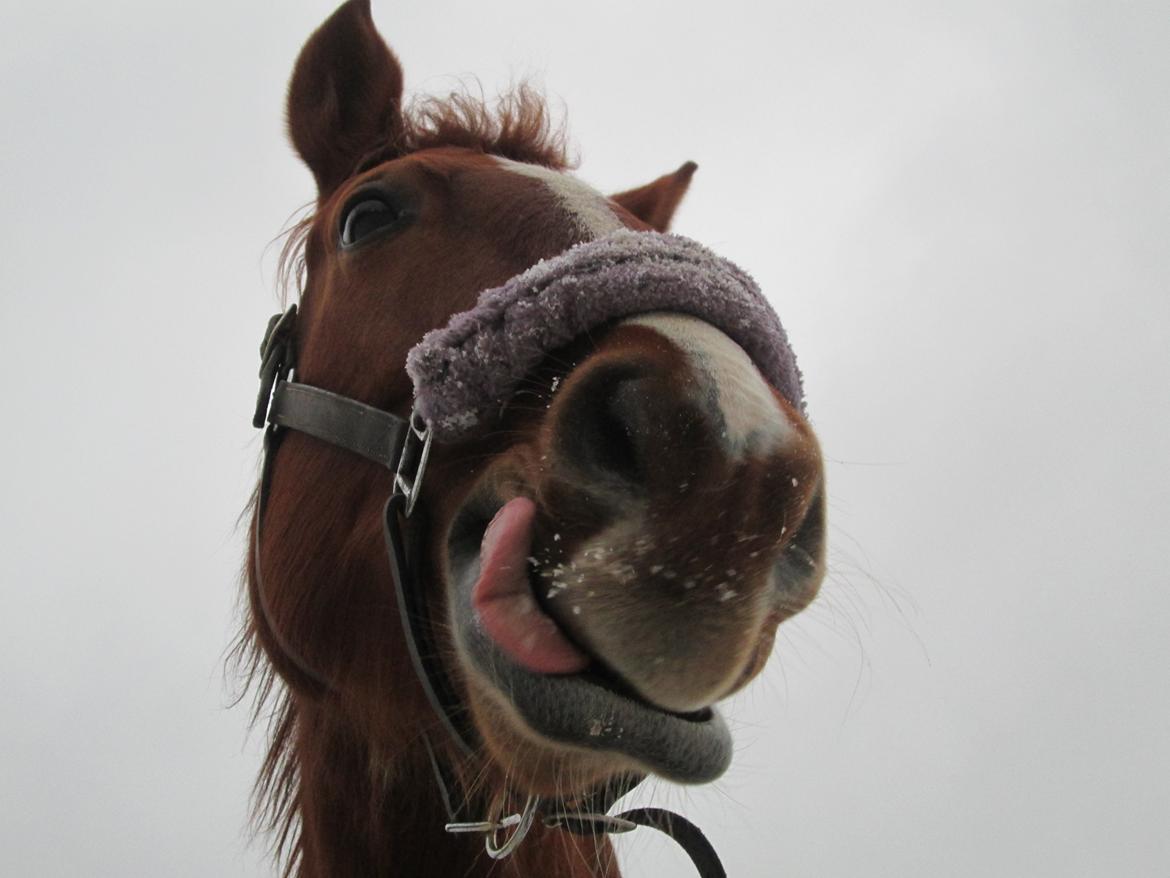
<box><xmin>457</xmin><ymin>493</ymin><xmax>714</xmax><ymax>718</ymax></box>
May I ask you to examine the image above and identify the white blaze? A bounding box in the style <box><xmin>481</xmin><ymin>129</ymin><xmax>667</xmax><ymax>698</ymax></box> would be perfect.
<box><xmin>494</xmin><ymin>157</ymin><xmax>623</xmax><ymax>240</ymax></box>
<box><xmin>624</xmin><ymin>313</ymin><xmax>795</xmax><ymax>456</ymax></box>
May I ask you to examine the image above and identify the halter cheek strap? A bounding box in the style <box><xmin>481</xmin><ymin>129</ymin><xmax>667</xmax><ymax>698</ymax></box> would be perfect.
<box><xmin>252</xmin><ymin>306</ymin><xmax>450</xmax><ymax>720</ymax></box>
<box><xmin>250</xmin><ymin>304</ymin><xmax>728</xmax><ymax>878</ymax></box>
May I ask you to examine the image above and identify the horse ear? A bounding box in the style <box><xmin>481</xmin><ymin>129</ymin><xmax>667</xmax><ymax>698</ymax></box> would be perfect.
<box><xmin>287</xmin><ymin>0</ymin><xmax>405</xmax><ymax>200</ymax></box>
<box><xmin>610</xmin><ymin>161</ymin><xmax>698</xmax><ymax>232</ymax></box>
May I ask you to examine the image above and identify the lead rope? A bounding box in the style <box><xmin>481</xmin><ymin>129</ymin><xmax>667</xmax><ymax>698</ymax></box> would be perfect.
<box><xmin>253</xmin><ymin>306</ymin><xmax>728</xmax><ymax>878</ymax></box>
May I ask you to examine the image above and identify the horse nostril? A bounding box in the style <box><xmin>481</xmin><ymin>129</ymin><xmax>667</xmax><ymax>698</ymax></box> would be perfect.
<box><xmin>556</xmin><ymin>365</ymin><xmax>648</xmax><ymax>488</ymax></box>
<box><xmin>554</xmin><ymin>361</ymin><xmax>712</xmax><ymax>494</ymax></box>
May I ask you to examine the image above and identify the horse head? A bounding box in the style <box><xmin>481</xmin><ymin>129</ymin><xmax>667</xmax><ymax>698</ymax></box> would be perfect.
<box><xmin>241</xmin><ymin>2</ymin><xmax>825</xmax><ymax>874</ymax></box>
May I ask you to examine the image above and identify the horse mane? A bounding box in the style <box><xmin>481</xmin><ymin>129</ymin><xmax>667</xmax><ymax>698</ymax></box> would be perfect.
<box><xmin>274</xmin><ymin>83</ymin><xmax>572</xmax><ymax>305</ymax></box>
<box><xmin>240</xmin><ymin>82</ymin><xmax>573</xmax><ymax>876</ymax></box>
<box><xmin>394</xmin><ymin>82</ymin><xmax>573</xmax><ymax>171</ymax></box>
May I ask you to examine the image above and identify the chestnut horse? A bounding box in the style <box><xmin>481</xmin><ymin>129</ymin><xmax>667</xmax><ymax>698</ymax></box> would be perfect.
<box><xmin>238</xmin><ymin>2</ymin><xmax>825</xmax><ymax>876</ymax></box>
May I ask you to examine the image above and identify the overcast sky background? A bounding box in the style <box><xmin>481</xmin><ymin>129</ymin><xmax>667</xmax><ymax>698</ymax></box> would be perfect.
<box><xmin>2</xmin><ymin>1</ymin><xmax>1167</xmax><ymax>875</ymax></box>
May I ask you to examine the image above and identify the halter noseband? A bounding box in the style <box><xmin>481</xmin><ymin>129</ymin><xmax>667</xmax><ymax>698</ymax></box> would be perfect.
<box><xmin>251</xmin><ymin>304</ymin><xmax>728</xmax><ymax>878</ymax></box>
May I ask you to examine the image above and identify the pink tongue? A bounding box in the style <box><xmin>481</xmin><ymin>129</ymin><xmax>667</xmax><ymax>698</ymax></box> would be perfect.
<box><xmin>471</xmin><ymin>497</ymin><xmax>590</xmax><ymax>675</ymax></box>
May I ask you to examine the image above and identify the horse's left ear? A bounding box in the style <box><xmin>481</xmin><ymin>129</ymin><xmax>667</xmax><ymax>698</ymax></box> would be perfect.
<box><xmin>287</xmin><ymin>0</ymin><xmax>405</xmax><ymax>200</ymax></box>
<box><xmin>610</xmin><ymin>161</ymin><xmax>698</xmax><ymax>232</ymax></box>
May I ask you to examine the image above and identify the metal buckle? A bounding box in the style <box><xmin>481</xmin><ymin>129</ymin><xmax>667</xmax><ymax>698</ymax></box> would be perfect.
<box><xmin>253</xmin><ymin>306</ymin><xmax>298</xmax><ymax>429</ymax></box>
<box><xmin>393</xmin><ymin>409</ymin><xmax>432</xmax><ymax>517</ymax></box>
<box><xmin>444</xmin><ymin>794</ymin><xmax>539</xmax><ymax>860</ymax></box>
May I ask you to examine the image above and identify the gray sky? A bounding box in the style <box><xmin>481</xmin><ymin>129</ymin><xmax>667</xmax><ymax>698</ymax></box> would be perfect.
<box><xmin>2</xmin><ymin>1</ymin><xmax>1167</xmax><ymax>875</ymax></box>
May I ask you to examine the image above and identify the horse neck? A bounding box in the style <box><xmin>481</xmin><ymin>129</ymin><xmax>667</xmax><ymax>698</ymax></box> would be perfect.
<box><xmin>291</xmin><ymin>700</ymin><xmax>620</xmax><ymax>878</ymax></box>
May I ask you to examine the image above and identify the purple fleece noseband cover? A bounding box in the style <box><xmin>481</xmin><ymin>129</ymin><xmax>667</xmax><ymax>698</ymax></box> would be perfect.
<box><xmin>405</xmin><ymin>229</ymin><xmax>803</xmax><ymax>441</ymax></box>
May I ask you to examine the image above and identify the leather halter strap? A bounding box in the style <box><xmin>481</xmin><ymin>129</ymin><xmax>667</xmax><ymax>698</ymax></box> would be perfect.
<box><xmin>251</xmin><ymin>305</ymin><xmax>462</xmax><ymax>743</ymax></box>
<box><xmin>269</xmin><ymin>382</ymin><xmax>407</xmax><ymax>470</ymax></box>
<box><xmin>250</xmin><ymin>305</ymin><xmax>728</xmax><ymax>877</ymax></box>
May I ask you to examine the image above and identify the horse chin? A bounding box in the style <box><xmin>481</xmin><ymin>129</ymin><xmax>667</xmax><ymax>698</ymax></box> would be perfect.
<box><xmin>444</xmin><ymin>507</ymin><xmax>734</xmax><ymax>788</ymax></box>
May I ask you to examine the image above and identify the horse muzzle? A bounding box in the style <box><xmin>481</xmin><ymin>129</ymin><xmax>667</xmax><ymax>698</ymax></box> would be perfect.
<box><xmin>444</xmin><ymin>310</ymin><xmax>824</xmax><ymax>783</ymax></box>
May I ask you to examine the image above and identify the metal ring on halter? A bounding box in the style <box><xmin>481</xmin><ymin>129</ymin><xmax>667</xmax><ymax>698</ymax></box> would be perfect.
<box><xmin>483</xmin><ymin>794</ymin><xmax>539</xmax><ymax>860</ymax></box>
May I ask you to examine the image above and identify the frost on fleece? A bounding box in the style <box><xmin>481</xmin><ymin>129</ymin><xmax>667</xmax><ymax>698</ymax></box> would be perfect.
<box><xmin>405</xmin><ymin>229</ymin><xmax>805</xmax><ymax>441</ymax></box>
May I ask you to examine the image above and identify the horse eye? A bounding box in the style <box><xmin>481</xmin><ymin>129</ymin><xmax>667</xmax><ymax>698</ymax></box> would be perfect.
<box><xmin>339</xmin><ymin>196</ymin><xmax>401</xmax><ymax>248</ymax></box>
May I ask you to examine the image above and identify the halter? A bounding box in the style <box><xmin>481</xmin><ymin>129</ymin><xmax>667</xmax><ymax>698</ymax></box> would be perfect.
<box><xmin>251</xmin><ymin>304</ymin><xmax>727</xmax><ymax>877</ymax></box>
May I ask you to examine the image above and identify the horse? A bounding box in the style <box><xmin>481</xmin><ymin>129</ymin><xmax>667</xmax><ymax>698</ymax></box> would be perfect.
<box><xmin>237</xmin><ymin>1</ymin><xmax>826</xmax><ymax>875</ymax></box>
